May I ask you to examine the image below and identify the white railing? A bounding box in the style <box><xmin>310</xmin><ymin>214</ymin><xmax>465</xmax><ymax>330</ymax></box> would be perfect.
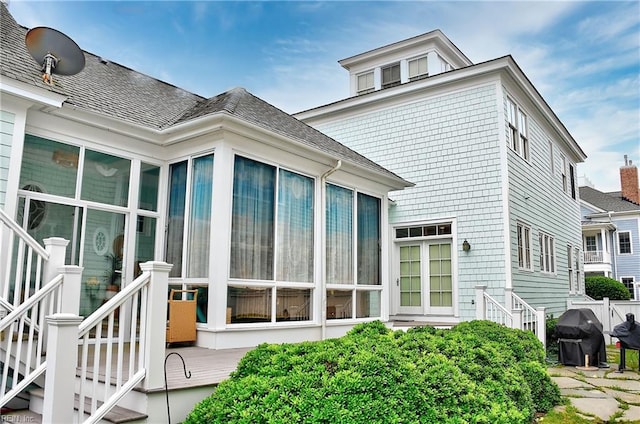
<box><xmin>0</xmin><ymin>208</ymin><xmax>73</xmax><ymax>409</ymax></box>
<box><xmin>583</xmin><ymin>250</ymin><xmax>606</xmax><ymax>264</ymax></box>
<box><xmin>475</xmin><ymin>285</ymin><xmax>546</xmax><ymax>348</ymax></box>
<box><xmin>41</xmin><ymin>261</ymin><xmax>172</xmax><ymax>424</ymax></box>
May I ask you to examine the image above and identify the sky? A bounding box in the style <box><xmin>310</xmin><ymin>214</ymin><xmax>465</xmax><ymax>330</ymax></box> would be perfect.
<box><xmin>7</xmin><ymin>1</ymin><xmax>640</xmax><ymax>193</ymax></box>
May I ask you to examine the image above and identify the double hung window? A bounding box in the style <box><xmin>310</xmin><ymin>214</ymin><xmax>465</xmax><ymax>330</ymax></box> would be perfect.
<box><xmin>618</xmin><ymin>231</ymin><xmax>632</xmax><ymax>254</ymax></box>
<box><xmin>517</xmin><ymin>222</ymin><xmax>532</xmax><ymax>270</ymax></box>
<box><xmin>539</xmin><ymin>232</ymin><xmax>555</xmax><ymax>273</ymax></box>
<box><xmin>507</xmin><ymin>98</ymin><xmax>529</xmax><ymax>160</ymax></box>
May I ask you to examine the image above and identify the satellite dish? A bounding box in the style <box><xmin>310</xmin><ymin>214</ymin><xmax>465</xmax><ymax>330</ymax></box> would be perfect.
<box><xmin>25</xmin><ymin>26</ymin><xmax>85</xmax><ymax>84</ymax></box>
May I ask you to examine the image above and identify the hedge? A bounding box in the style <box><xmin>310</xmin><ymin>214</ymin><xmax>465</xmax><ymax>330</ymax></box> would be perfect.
<box><xmin>585</xmin><ymin>275</ymin><xmax>631</xmax><ymax>300</ymax></box>
<box><xmin>186</xmin><ymin>320</ymin><xmax>560</xmax><ymax>424</ymax></box>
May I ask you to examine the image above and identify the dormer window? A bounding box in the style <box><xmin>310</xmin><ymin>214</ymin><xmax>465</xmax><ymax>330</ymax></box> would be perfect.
<box><xmin>408</xmin><ymin>57</ymin><xmax>428</xmax><ymax>81</ymax></box>
<box><xmin>357</xmin><ymin>71</ymin><xmax>374</xmax><ymax>95</ymax></box>
<box><xmin>381</xmin><ymin>62</ymin><xmax>400</xmax><ymax>88</ymax></box>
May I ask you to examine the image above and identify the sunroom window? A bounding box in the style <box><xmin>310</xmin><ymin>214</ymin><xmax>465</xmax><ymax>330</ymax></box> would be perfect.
<box><xmin>326</xmin><ymin>184</ymin><xmax>381</xmax><ymax>319</ymax></box>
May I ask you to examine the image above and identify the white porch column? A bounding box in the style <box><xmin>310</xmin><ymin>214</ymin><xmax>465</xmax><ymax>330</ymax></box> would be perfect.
<box><xmin>504</xmin><ymin>287</ymin><xmax>513</xmax><ymax>311</ymax></box>
<box><xmin>139</xmin><ymin>261</ymin><xmax>172</xmax><ymax>391</ymax></box>
<box><xmin>475</xmin><ymin>285</ymin><xmax>487</xmax><ymax>320</ymax></box>
<box><xmin>42</xmin><ymin>313</ymin><xmax>83</xmax><ymax>424</ymax></box>
<box><xmin>600</xmin><ymin>228</ymin><xmax>608</xmax><ymax>262</ymax></box>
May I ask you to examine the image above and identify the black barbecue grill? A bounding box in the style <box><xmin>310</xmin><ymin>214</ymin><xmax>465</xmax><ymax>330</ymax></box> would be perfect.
<box><xmin>555</xmin><ymin>308</ymin><xmax>608</xmax><ymax>367</ymax></box>
<box><xmin>609</xmin><ymin>313</ymin><xmax>640</xmax><ymax>373</ymax></box>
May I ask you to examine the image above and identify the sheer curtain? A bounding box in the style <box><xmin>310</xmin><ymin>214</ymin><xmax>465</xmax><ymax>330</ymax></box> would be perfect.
<box><xmin>277</xmin><ymin>170</ymin><xmax>313</xmax><ymax>282</ymax></box>
<box><xmin>326</xmin><ymin>184</ymin><xmax>353</xmax><ymax>284</ymax></box>
<box><xmin>230</xmin><ymin>156</ymin><xmax>275</xmax><ymax>280</ymax></box>
<box><xmin>187</xmin><ymin>154</ymin><xmax>213</xmax><ymax>277</ymax></box>
<box><xmin>166</xmin><ymin>161</ymin><xmax>187</xmax><ymax>277</ymax></box>
<box><xmin>357</xmin><ymin>193</ymin><xmax>380</xmax><ymax>285</ymax></box>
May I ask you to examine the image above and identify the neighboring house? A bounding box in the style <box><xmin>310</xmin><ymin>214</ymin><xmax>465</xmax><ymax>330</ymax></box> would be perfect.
<box><xmin>296</xmin><ymin>30</ymin><xmax>588</xmax><ymax>321</ymax></box>
<box><xmin>0</xmin><ymin>3</ymin><xmax>412</xmax><ymax>351</ymax></box>
<box><xmin>580</xmin><ymin>156</ymin><xmax>640</xmax><ymax>300</ymax></box>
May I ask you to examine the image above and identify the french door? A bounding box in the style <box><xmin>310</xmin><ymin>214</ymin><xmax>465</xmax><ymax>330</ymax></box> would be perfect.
<box><xmin>397</xmin><ymin>240</ymin><xmax>453</xmax><ymax>315</ymax></box>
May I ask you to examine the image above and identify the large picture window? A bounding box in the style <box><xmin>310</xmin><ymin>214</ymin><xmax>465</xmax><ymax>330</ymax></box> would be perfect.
<box><xmin>326</xmin><ymin>184</ymin><xmax>381</xmax><ymax>319</ymax></box>
<box><xmin>228</xmin><ymin>156</ymin><xmax>314</xmax><ymax>324</ymax></box>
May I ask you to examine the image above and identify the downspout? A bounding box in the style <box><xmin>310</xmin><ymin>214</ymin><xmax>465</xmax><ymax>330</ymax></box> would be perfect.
<box><xmin>609</xmin><ymin>211</ymin><xmax>619</xmax><ymax>280</ymax></box>
<box><xmin>320</xmin><ymin>160</ymin><xmax>342</xmax><ymax>340</ymax></box>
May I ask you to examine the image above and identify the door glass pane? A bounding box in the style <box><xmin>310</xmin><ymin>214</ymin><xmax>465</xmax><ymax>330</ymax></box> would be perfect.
<box><xmin>227</xmin><ymin>286</ymin><xmax>272</xmax><ymax>323</ymax></box>
<box><xmin>139</xmin><ymin>163</ymin><xmax>160</xmax><ymax>211</ymax></box>
<box><xmin>135</xmin><ymin>216</ymin><xmax>156</xmax><ymax>278</ymax></box>
<box><xmin>429</xmin><ymin>243</ymin><xmax>452</xmax><ymax>307</ymax></box>
<box><xmin>399</xmin><ymin>245</ymin><xmax>421</xmax><ymax>307</ymax></box>
<box><xmin>81</xmin><ymin>149</ymin><xmax>131</xmax><ymax>207</ymax></box>
<box><xmin>81</xmin><ymin>209</ymin><xmax>125</xmax><ymax>316</ymax></box>
<box><xmin>20</xmin><ymin>134</ymin><xmax>79</xmax><ymax>198</ymax></box>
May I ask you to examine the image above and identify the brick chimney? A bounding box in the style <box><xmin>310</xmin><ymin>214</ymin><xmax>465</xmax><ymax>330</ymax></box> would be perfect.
<box><xmin>620</xmin><ymin>155</ymin><xmax>640</xmax><ymax>204</ymax></box>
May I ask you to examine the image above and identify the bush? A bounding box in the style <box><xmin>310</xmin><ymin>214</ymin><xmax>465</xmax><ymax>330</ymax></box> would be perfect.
<box><xmin>585</xmin><ymin>276</ymin><xmax>631</xmax><ymax>300</ymax></box>
<box><xmin>186</xmin><ymin>321</ymin><xmax>561</xmax><ymax>424</ymax></box>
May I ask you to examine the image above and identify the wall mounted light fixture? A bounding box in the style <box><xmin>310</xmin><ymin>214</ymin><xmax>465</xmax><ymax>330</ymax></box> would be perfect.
<box><xmin>462</xmin><ymin>239</ymin><xmax>471</xmax><ymax>251</ymax></box>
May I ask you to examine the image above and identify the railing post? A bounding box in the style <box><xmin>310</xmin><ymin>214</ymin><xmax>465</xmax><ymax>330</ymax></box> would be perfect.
<box><xmin>42</xmin><ymin>238</ymin><xmax>69</xmax><ymax>284</ymax></box>
<box><xmin>512</xmin><ymin>308</ymin><xmax>523</xmax><ymax>331</ymax></box>
<box><xmin>536</xmin><ymin>307</ymin><xmax>546</xmax><ymax>349</ymax></box>
<box><xmin>59</xmin><ymin>265</ymin><xmax>83</xmax><ymax>314</ymax></box>
<box><xmin>139</xmin><ymin>261</ymin><xmax>172</xmax><ymax>391</ymax></box>
<box><xmin>42</xmin><ymin>313</ymin><xmax>83</xmax><ymax>424</ymax></box>
<box><xmin>504</xmin><ymin>287</ymin><xmax>513</xmax><ymax>311</ymax></box>
<box><xmin>475</xmin><ymin>285</ymin><xmax>487</xmax><ymax>320</ymax></box>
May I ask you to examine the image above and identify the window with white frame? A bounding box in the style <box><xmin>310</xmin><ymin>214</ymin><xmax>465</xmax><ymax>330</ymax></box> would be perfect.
<box><xmin>507</xmin><ymin>97</ymin><xmax>529</xmax><ymax>160</ymax></box>
<box><xmin>585</xmin><ymin>235</ymin><xmax>597</xmax><ymax>252</ymax></box>
<box><xmin>517</xmin><ymin>222</ymin><xmax>532</xmax><ymax>270</ymax></box>
<box><xmin>408</xmin><ymin>56</ymin><xmax>428</xmax><ymax>81</ymax></box>
<box><xmin>357</xmin><ymin>71</ymin><xmax>374</xmax><ymax>94</ymax></box>
<box><xmin>574</xmin><ymin>247</ymin><xmax>581</xmax><ymax>293</ymax></box>
<box><xmin>382</xmin><ymin>62</ymin><xmax>401</xmax><ymax>88</ymax></box>
<box><xmin>567</xmin><ymin>245</ymin><xmax>575</xmax><ymax>292</ymax></box>
<box><xmin>227</xmin><ymin>156</ymin><xmax>315</xmax><ymax>324</ymax></box>
<box><xmin>326</xmin><ymin>183</ymin><xmax>382</xmax><ymax>319</ymax></box>
<box><xmin>621</xmin><ymin>277</ymin><xmax>635</xmax><ymax>299</ymax></box>
<box><xmin>618</xmin><ymin>231</ymin><xmax>632</xmax><ymax>254</ymax></box>
<box><xmin>539</xmin><ymin>232</ymin><xmax>555</xmax><ymax>273</ymax></box>
<box><xmin>569</xmin><ymin>163</ymin><xmax>576</xmax><ymax>199</ymax></box>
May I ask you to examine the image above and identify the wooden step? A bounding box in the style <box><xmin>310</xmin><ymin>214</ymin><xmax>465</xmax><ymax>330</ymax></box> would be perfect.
<box><xmin>29</xmin><ymin>388</ymin><xmax>148</xmax><ymax>423</ymax></box>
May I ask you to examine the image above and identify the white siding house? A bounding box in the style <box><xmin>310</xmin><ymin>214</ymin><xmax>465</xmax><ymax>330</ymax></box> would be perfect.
<box><xmin>296</xmin><ymin>30</ymin><xmax>588</xmax><ymax>321</ymax></box>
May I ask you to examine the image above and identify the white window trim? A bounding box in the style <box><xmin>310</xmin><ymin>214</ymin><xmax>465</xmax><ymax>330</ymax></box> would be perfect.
<box><xmin>539</xmin><ymin>231</ymin><xmax>556</xmax><ymax>274</ymax></box>
<box><xmin>617</xmin><ymin>231</ymin><xmax>633</xmax><ymax>255</ymax></box>
<box><xmin>517</xmin><ymin>222</ymin><xmax>533</xmax><ymax>271</ymax></box>
<box><xmin>506</xmin><ymin>97</ymin><xmax>530</xmax><ymax>162</ymax></box>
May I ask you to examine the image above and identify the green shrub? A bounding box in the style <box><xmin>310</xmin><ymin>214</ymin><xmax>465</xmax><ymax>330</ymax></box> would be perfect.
<box><xmin>585</xmin><ymin>276</ymin><xmax>631</xmax><ymax>300</ymax></box>
<box><xmin>186</xmin><ymin>320</ymin><xmax>561</xmax><ymax>424</ymax></box>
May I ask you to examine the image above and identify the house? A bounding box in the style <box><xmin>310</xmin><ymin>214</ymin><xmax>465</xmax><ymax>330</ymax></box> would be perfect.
<box><xmin>295</xmin><ymin>30</ymin><xmax>588</xmax><ymax>323</ymax></box>
<box><xmin>0</xmin><ymin>2</ymin><xmax>415</xmax><ymax>348</ymax></box>
<box><xmin>579</xmin><ymin>156</ymin><xmax>640</xmax><ymax>300</ymax></box>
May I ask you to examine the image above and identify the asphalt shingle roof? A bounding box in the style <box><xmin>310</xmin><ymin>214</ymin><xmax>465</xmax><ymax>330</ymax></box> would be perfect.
<box><xmin>579</xmin><ymin>185</ymin><xmax>640</xmax><ymax>213</ymax></box>
<box><xmin>0</xmin><ymin>4</ymin><xmax>409</xmax><ymax>185</ymax></box>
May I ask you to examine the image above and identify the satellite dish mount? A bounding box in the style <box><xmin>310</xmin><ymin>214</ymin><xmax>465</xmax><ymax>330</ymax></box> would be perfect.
<box><xmin>25</xmin><ymin>27</ymin><xmax>85</xmax><ymax>85</ymax></box>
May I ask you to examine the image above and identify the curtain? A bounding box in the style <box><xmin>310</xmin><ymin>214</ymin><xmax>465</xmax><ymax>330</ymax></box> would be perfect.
<box><xmin>187</xmin><ymin>154</ymin><xmax>213</xmax><ymax>277</ymax></box>
<box><xmin>230</xmin><ymin>156</ymin><xmax>275</xmax><ymax>280</ymax></box>
<box><xmin>326</xmin><ymin>184</ymin><xmax>353</xmax><ymax>284</ymax></box>
<box><xmin>277</xmin><ymin>170</ymin><xmax>313</xmax><ymax>282</ymax></box>
<box><xmin>357</xmin><ymin>193</ymin><xmax>380</xmax><ymax>285</ymax></box>
<box><xmin>166</xmin><ymin>161</ymin><xmax>187</xmax><ymax>277</ymax></box>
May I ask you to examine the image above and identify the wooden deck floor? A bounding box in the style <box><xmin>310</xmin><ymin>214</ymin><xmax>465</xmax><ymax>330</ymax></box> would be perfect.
<box><xmin>163</xmin><ymin>346</ymin><xmax>252</xmax><ymax>391</ymax></box>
